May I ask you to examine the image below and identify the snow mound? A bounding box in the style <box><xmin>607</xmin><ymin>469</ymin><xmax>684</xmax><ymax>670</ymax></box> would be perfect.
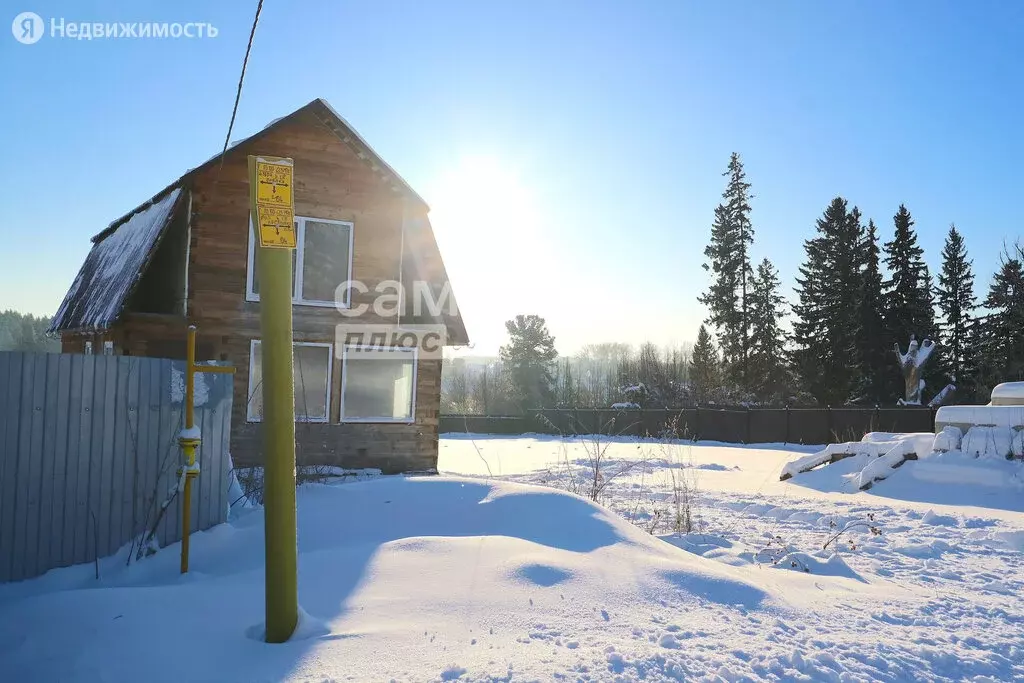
<box><xmin>244</xmin><ymin>605</ymin><xmax>331</xmax><ymax>642</ymax></box>
<box><xmin>0</xmin><ymin>477</ymin><xmax>785</xmax><ymax>682</ymax></box>
<box><xmin>932</xmin><ymin>425</ymin><xmax>962</xmax><ymax>453</ymax></box>
<box><xmin>962</xmin><ymin>425</ymin><xmax>1017</xmax><ymax>459</ymax></box>
<box><xmin>770</xmin><ymin>552</ymin><xmax>864</xmax><ymax>581</ymax></box>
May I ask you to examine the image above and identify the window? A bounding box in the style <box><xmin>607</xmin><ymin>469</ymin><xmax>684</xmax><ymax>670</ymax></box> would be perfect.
<box><xmin>247</xmin><ymin>340</ymin><xmax>332</xmax><ymax>423</ymax></box>
<box><xmin>340</xmin><ymin>346</ymin><xmax>417</xmax><ymax>423</ymax></box>
<box><xmin>103</xmin><ymin>340</ymin><xmax>114</xmax><ymax>356</ymax></box>
<box><xmin>246</xmin><ymin>217</ymin><xmax>353</xmax><ymax>307</ymax></box>
<box><xmin>84</xmin><ymin>341</ymin><xmax>93</xmax><ymax>355</ymax></box>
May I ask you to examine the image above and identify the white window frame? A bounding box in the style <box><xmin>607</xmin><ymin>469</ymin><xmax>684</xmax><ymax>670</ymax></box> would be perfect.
<box><xmin>246</xmin><ymin>339</ymin><xmax>334</xmax><ymax>424</ymax></box>
<box><xmin>339</xmin><ymin>344</ymin><xmax>418</xmax><ymax>424</ymax></box>
<box><xmin>102</xmin><ymin>340</ymin><xmax>114</xmax><ymax>356</ymax></box>
<box><xmin>246</xmin><ymin>216</ymin><xmax>354</xmax><ymax>308</ymax></box>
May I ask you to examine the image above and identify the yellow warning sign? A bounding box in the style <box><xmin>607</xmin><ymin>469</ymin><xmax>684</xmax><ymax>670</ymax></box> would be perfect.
<box><xmin>256</xmin><ymin>205</ymin><xmax>296</xmax><ymax>248</ymax></box>
<box><xmin>256</xmin><ymin>159</ymin><xmax>293</xmax><ymax>207</ymax></box>
<box><xmin>248</xmin><ymin>155</ymin><xmax>296</xmax><ymax>249</ymax></box>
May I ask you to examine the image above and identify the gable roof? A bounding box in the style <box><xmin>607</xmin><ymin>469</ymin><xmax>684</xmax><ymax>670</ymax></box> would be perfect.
<box><xmin>91</xmin><ymin>98</ymin><xmax>426</xmax><ymax>244</ymax></box>
<box><xmin>50</xmin><ymin>99</ymin><xmax>465</xmax><ymax>343</ymax></box>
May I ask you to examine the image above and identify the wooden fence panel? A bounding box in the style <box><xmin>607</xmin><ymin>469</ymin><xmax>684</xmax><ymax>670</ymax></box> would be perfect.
<box><xmin>0</xmin><ymin>352</ymin><xmax>233</xmax><ymax>583</ymax></box>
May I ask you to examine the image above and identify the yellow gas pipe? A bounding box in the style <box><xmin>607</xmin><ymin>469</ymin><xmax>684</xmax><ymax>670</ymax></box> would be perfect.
<box><xmin>179</xmin><ymin>325</ymin><xmax>235</xmax><ymax>574</ymax></box>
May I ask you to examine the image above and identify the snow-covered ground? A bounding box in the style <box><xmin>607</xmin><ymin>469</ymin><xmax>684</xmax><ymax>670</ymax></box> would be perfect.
<box><xmin>0</xmin><ymin>436</ymin><xmax>1022</xmax><ymax>682</ymax></box>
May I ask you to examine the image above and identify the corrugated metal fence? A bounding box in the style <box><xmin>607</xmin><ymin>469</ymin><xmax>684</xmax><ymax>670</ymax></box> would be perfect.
<box><xmin>440</xmin><ymin>406</ymin><xmax>936</xmax><ymax>444</ymax></box>
<box><xmin>0</xmin><ymin>351</ymin><xmax>233</xmax><ymax>583</ymax></box>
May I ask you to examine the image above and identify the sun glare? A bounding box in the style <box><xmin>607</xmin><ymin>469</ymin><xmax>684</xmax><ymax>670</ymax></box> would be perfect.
<box><xmin>425</xmin><ymin>155</ymin><xmax>553</xmax><ymax>353</ymax></box>
<box><xmin>427</xmin><ymin>155</ymin><xmax>540</xmax><ymax>244</ymax></box>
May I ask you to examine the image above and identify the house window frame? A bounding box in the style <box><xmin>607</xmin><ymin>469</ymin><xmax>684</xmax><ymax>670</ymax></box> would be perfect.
<box><xmin>246</xmin><ymin>339</ymin><xmax>334</xmax><ymax>424</ymax></box>
<box><xmin>339</xmin><ymin>344</ymin><xmax>418</xmax><ymax>424</ymax></box>
<box><xmin>245</xmin><ymin>215</ymin><xmax>354</xmax><ymax>308</ymax></box>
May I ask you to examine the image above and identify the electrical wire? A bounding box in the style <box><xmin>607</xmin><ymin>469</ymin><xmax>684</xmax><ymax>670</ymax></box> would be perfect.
<box><xmin>217</xmin><ymin>0</ymin><xmax>265</xmax><ymax>177</ymax></box>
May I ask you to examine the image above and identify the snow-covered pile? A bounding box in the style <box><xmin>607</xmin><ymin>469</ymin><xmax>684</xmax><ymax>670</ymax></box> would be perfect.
<box><xmin>960</xmin><ymin>425</ymin><xmax>1024</xmax><ymax>459</ymax></box>
<box><xmin>990</xmin><ymin>380</ymin><xmax>1024</xmax><ymax>406</ymax></box>
<box><xmin>783</xmin><ymin>426</ymin><xmax>1024</xmax><ymax>493</ymax></box>
<box><xmin>780</xmin><ymin>432</ymin><xmax>934</xmax><ymax>486</ymax></box>
<box><xmin>936</xmin><ymin>404</ymin><xmax>1024</xmax><ymax>431</ymax></box>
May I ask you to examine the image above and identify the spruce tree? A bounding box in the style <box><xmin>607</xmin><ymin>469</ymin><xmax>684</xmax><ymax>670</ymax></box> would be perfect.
<box><xmin>976</xmin><ymin>251</ymin><xmax>1024</xmax><ymax>395</ymax></box>
<box><xmin>748</xmin><ymin>258</ymin><xmax>790</xmax><ymax>403</ymax></box>
<box><xmin>882</xmin><ymin>205</ymin><xmax>937</xmax><ymax>400</ymax></box>
<box><xmin>935</xmin><ymin>225</ymin><xmax>977</xmax><ymax>399</ymax></box>
<box><xmin>791</xmin><ymin>197</ymin><xmax>864</xmax><ymax>405</ymax></box>
<box><xmin>852</xmin><ymin>220</ymin><xmax>888</xmax><ymax>403</ymax></box>
<box><xmin>689</xmin><ymin>325</ymin><xmax>720</xmax><ymax>404</ymax></box>
<box><xmin>698</xmin><ymin>153</ymin><xmax>754</xmax><ymax>390</ymax></box>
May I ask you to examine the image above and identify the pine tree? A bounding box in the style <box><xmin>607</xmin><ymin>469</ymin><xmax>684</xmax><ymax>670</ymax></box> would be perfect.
<box><xmin>698</xmin><ymin>153</ymin><xmax>754</xmax><ymax>389</ymax></box>
<box><xmin>852</xmin><ymin>220</ymin><xmax>888</xmax><ymax>404</ymax></box>
<box><xmin>976</xmin><ymin>250</ymin><xmax>1024</xmax><ymax>396</ymax></box>
<box><xmin>499</xmin><ymin>314</ymin><xmax>558</xmax><ymax>411</ymax></box>
<box><xmin>882</xmin><ymin>205</ymin><xmax>937</xmax><ymax>400</ymax></box>
<box><xmin>689</xmin><ymin>325</ymin><xmax>720</xmax><ymax>403</ymax></box>
<box><xmin>935</xmin><ymin>224</ymin><xmax>977</xmax><ymax>399</ymax></box>
<box><xmin>791</xmin><ymin>197</ymin><xmax>864</xmax><ymax>405</ymax></box>
<box><xmin>748</xmin><ymin>258</ymin><xmax>790</xmax><ymax>403</ymax></box>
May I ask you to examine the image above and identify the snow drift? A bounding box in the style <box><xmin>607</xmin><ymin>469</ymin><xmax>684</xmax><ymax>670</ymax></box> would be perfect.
<box><xmin>0</xmin><ymin>477</ymin><xmax>785</xmax><ymax>682</ymax></box>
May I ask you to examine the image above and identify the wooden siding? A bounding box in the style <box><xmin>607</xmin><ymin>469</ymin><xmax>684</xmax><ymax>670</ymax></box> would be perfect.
<box><xmin>232</xmin><ymin>357</ymin><xmax>441</xmax><ymax>473</ymax></box>
<box><xmin>180</xmin><ymin>111</ymin><xmax>440</xmax><ymax>472</ymax></box>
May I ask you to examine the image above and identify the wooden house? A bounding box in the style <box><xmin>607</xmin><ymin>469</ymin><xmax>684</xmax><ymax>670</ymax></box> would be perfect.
<box><xmin>49</xmin><ymin>99</ymin><xmax>468</xmax><ymax>473</ymax></box>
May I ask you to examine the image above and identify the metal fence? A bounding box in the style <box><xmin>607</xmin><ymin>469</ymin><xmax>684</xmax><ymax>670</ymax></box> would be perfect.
<box><xmin>0</xmin><ymin>351</ymin><xmax>233</xmax><ymax>583</ymax></box>
<box><xmin>440</xmin><ymin>406</ymin><xmax>937</xmax><ymax>444</ymax></box>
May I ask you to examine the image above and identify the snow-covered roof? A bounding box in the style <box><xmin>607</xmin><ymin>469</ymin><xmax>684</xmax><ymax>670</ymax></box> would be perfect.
<box><xmin>49</xmin><ymin>188</ymin><xmax>184</xmax><ymax>334</ymax></box>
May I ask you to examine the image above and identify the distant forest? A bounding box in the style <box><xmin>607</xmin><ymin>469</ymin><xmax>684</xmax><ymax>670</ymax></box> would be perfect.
<box><xmin>0</xmin><ymin>311</ymin><xmax>60</xmax><ymax>353</ymax></box>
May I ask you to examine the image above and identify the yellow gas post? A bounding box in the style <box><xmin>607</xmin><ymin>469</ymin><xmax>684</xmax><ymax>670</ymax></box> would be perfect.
<box><xmin>179</xmin><ymin>325</ymin><xmax>234</xmax><ymax>574</ymax></box>
<box><xmin>248</xmin><ymin>154</ymin><xmax>299</xmax><ymax>643</ymax></box>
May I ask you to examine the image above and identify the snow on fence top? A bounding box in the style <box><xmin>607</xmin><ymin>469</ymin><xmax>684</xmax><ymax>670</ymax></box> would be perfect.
<box><xmin>49</xmin><ymin>187</ymin><xmax>183</xmax><ymax>334</ymax></box>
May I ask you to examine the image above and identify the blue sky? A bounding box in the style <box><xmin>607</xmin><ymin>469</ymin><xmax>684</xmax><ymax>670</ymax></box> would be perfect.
<box><xmin>2</xmin><ymin>1</ymin><xmax>1021</xmax><ymax>355</ymax></box>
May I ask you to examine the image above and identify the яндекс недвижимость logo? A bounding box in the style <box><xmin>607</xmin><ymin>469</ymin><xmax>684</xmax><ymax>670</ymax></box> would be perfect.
<box><xmin>12</xmin><ymin>11</ymin><xmax>44</xmax><ymax>44</ymax></box>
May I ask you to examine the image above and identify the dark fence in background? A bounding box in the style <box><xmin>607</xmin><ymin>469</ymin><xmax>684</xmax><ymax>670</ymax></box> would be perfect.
<box><xmin>439</xmin><ymin>406</ymin><xmax>936</xmax><ymax>445</ymax></box>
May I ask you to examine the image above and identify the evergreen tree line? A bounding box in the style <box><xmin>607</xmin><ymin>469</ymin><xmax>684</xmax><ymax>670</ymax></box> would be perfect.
<box><xmin>0</xmin><ymin>311</ymin><xmax>59</xmax><ymax>353</ymax></box>
<box><xmin>441</xmin><ymin>153</ymin><xmax>1021</xmax><ymax>413</ymax></box>
<box><xmin>699</xmin><ymin>154</ymin><xmax>1024</xmax><ymax>406</ymax></box>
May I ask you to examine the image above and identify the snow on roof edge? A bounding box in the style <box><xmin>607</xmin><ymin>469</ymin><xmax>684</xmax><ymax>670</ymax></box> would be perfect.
<box><xmin>50</xmin><ymin>188</ymin><xmax>184</xmax><ymax>334</ymax></box>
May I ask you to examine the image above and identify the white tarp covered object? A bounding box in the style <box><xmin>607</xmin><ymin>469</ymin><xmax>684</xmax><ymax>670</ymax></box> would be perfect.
<box><xmin>935</xmin><ymin>405</ymin><xmax>1024</xmax><ymax>430</ymax></box>
<box><xmin>990</xmin><ymin>382</ymin><xmax>1024</xmax><ymax>406</ymax></box>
